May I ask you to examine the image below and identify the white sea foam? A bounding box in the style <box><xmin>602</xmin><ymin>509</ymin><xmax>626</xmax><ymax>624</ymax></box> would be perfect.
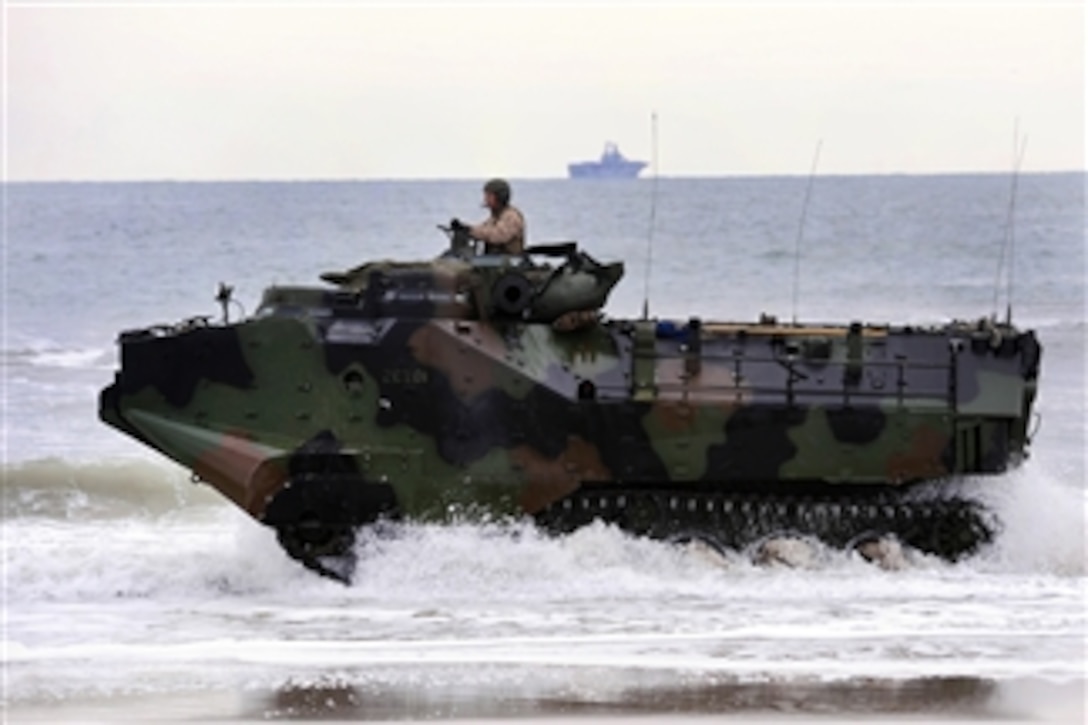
<box><xmin>971</xmin><ymin>465</ymin><xmax>1088</xmax><ymax>576</ymax></box>
<box><xmin>5</xmin><ymin>514</ymin><xmax>1084</xmax><ymax>702</ymax></box>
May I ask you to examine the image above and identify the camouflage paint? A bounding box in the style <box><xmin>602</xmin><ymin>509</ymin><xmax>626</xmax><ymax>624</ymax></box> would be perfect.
<box><xmin>99</xmin><ymin>246</ymin><xmax>1042</xmax><ymax>551</ymax></box>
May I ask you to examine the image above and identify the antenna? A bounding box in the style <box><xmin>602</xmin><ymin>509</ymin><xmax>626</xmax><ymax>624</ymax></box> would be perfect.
<box><xmin>641</xmin><ymin>111</ymin><xmax>659</xmax><ymax>320</ymax></box>
<box><xmin>791</xmin><ymin>139</ymin><xmax>823</xmax><ymax>325</ymax></box>
<box><xmin>1006</xmin><ymin>134</ymin><xmax>1027</xmax><ymax>325</ymax></box>
<box><xmin>992</xmin><ymin>120</ymin><xmax>1028</xmax><ymax>324</ymax></box>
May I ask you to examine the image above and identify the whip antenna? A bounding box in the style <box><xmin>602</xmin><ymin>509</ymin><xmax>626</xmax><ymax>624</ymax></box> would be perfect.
<box><xmin>641</xmin><ymin>111</ymin><xmax>659</xmax><ymax>320</ymax></box>
<box><xmin>992</xmin><ymin>120</ymin><xmax>1028</xmax><ymax>324</ymax></box>
<box><xmin>791</xmin><ymin>139</ymin><xmax>823</xmax><ymax>325</ymax></box>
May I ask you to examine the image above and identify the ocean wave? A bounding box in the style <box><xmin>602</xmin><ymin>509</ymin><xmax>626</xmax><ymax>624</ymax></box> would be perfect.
<box><xmin>1</xmin><ymin>452</ymin><xmax>1083</xmax><ymax>608</ymax></box>
<box><xmin>1</xmin><ymin>458</ymin><xmax>225</xmax><ymax>521</ymax></box>
<box><xmin>3</xmin><ymin>343</ymin><xmax>115</xmax><ymax>371</ymax></box>
<box><xmin>3</xmin><ymin>471</ymin><xmax>1083</xmax><ymax>608</ymax></box>
<box><xmin>0</xmin><ymin>514</ymin><xmax>998</xmax><ymax>604</ymax></box>
<box><xmin>968</xmin><ymin>465</ymin><xmax>1088</xmax><ymax>577</ymax></box>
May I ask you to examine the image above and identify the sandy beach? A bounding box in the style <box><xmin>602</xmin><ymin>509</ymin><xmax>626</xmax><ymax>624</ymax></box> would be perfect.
<box><xmin>6</xmin><ymin>676</ymin><xmax>1084</xmax><ymax>723</ymax></box>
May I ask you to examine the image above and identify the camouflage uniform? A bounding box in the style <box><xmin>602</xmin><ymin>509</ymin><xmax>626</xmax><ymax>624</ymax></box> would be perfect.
<box><xmin>469</xmin><ymin>205</ymin><xmax>526</xmax><ymax>255</ymax></box>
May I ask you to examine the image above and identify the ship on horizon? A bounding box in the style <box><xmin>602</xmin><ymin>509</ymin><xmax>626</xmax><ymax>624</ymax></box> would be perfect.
<box><xmin>568</xmin><ymin>142</ymin><xmax>647</xmax><ymax>179</ymax></box>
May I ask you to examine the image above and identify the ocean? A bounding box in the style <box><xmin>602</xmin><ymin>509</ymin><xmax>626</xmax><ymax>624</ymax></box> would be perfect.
<box><xmin>2</xmin><ymin>175</ymin><xmax>1085</xmax><ymax>721</ymax></box>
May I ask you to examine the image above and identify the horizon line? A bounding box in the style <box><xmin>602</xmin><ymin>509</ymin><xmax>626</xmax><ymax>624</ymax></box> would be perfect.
<box><xmin>4</xmin><ymin>169</ymin><xmax>1086</xmax><ymax>184</ymax></box>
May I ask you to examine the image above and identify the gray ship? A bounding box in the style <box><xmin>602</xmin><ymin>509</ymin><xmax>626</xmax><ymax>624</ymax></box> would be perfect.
<box><xmin>568</xmin><ymin>142</ymin><xmax>647</xmax><ymax>179</ymax></box>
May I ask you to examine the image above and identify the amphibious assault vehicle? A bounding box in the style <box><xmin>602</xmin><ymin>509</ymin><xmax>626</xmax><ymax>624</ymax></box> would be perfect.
<box><xmin>100</xmin><ymin>226</ymin><xmax>1041</xmax><ymax>581</ymax></box>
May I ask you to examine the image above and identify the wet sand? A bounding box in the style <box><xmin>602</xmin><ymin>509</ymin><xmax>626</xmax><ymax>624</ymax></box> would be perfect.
<box><xmin>7</xmin><ymin>676</ymin><xmax>1084</xmax><ymax>723</ymax></box>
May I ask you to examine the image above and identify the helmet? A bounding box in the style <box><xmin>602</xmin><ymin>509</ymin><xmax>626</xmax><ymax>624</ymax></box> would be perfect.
<box><xmin>483</xmin><ymin>178</ymin><xmax>511</xmax><ymax>206</ymax></box>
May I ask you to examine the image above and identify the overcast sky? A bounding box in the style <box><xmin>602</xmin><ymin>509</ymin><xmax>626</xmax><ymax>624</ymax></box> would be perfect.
<box><xmin>4</xmin><ymin>1</ymin><xmax>1085</xmax><ymax>180</ymax></box>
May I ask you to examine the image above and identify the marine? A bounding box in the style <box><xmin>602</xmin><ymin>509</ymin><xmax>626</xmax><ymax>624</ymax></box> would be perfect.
<box><xmin>453</xmin><ymin>178</ymin><xmax>526</xmax><ymax>255</ymax></box>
